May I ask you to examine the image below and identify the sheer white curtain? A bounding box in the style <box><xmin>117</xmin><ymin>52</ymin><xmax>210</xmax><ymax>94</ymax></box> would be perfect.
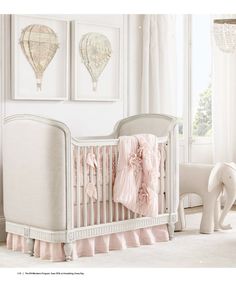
<box><xmin>212</xmin><ymin>17</ymin><xmax>236</xmax><ymax>162</ymax></box>
<box><xmin>141</xmin><ymin>15</ymin><xmax>177</xmax><ymax>115</ymax></box>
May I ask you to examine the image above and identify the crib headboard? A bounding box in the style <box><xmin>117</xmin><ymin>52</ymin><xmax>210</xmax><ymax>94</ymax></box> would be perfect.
<box><xmin>113</xmin><ymin>114</ymin><xmax>177</xmax><ymax>137</ymax></box>
<box><xmin>3</xmin><ymin>115</ymin><xmax>72</xmax><ymax>231</ymax></box>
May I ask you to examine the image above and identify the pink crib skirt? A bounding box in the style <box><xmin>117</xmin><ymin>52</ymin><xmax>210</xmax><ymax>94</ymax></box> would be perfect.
<box><xmin>7</xmin><ymin>225</ymin><xmax>169</xmax><ymax>262</ymax></box>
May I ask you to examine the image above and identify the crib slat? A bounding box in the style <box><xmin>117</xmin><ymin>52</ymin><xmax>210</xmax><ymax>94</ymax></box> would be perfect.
<box><xmin>83</xmin><ymin>147</ymin><xmax>88</xmax><ymax>227</ymax></box>
<box><xmin>165</xmin><ymin>139</ymin><xmax>170</xmax><ymax>214</ymax></box>
<box><xmin>114</xmin><ymin>146</ymin><xmax>119</xmax><ymax>221</ymax></box>
<box><xmin>169</xmin><ymin>133</ymin><xmax>174</xmax><ymax>214</ymax></box>
<box><xmin>121</xmin><ymin>204</ymin><xmax>125</xmax><ymax>221</ymax></box>
<box><xmin>127</xmin><ymin>207</ymin><xmax>131</xmax><ymax>220</ymax></box>
<box><xmin>96</xmin><ymin>146</ymin><xmax>100</xmax><ymax>225</ymax></box>
<box><xmin>109</xmin><ymin>146</ymin><xmax>113</xmax><ymax>223</ymax></box>
<box><xmin>160</xmin><ymin>143</ymin><xmax>165</xmax><ymax>214</ymax></box>
<box><xmin>76</xmin><ymin>146</ymin><xmax>81</xmax><ymax>228</ymax></box>
<box><xmin>90</xmin><ymin>147</ymin><xmax>94</xmax><ymax>226</ymax></box>
<box><xmin>102</xmin><ymin>146</ymin><xmax>107</xmax><ymax>223</ymax></box>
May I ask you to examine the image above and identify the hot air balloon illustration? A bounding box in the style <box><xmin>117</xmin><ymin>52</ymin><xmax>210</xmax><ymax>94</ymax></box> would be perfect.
<box><xmin>19</xmin><ymin>24</ymin><xmax>59</xmax><ymax>91</ymax></box>
<box><xmin>79</xmin><ymin>32</ymin><xmax>112</xmax><ymax>91</ymax></box>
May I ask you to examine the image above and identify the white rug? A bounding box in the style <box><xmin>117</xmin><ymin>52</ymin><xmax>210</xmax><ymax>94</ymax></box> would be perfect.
<box><xmin>0</xmin><ymin>208</ymin><xmax>236</xmax><ymax>268</ymax></box>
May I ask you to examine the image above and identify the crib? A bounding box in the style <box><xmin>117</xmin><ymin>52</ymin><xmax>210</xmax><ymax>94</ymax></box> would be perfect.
<box><xmin>3</xmin><ymin>114</ymin><xmax>179</xmax><ymax>261</ymax></box>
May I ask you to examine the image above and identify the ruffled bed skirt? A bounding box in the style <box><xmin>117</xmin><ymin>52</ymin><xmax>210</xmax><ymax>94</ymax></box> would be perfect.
<box><xmin>6</xmin><ymin>225</ymin><xmax>169</xmax><ymax>262</ymax></box>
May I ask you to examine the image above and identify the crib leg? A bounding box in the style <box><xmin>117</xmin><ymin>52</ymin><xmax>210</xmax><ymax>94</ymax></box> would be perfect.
<box><xmin>26</xmin><ymin>238</ymin><xmax>34</xmax><ymax>256</ymax></box>
<box><xmin>168</xmin><ymin>223</ymin><xmax>175</xmax><ymax>240</ymax></box>
<box><xmin>64</xmin><ymin>243</ymin><xmax>73</xmax><ymax>261</ymax></box>
<box><xmin>175</xmin><ymin>197</ymin><xmax>186</xmax><ymax>231</ymax></box>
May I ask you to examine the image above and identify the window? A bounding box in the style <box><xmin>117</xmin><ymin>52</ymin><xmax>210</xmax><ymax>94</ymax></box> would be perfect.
<box><xmin>191</xmin><ymin>15</ymin><xmax>212</xmax><ymax>138</ymax></box>
<box><xmin>176</xmin><ymin>14</ymin><xmax>213</xmax><ymax>163</ymax></box>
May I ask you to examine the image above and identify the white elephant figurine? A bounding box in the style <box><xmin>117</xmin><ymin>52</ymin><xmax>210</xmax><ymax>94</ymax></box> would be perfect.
<box><xmin>207</xmin><ymin>162</ymin><xmax>236</xmax><ymax>231</ymax></box>
<box><xmin>175</xmin><ymin>163</ymin><xmax>236</xmax><ymax>234</ymax></box>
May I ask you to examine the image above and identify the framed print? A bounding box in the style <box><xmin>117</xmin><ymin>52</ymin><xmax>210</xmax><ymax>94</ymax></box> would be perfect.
<box><xmin>11</xmin><ymin>15</ymin><xmax>69</xmax><ymax>100</ymax></box>
<box><xmin>71</xmin><ymin>21</ymin><xmax>121</xmax><ymax>101</ymax></box>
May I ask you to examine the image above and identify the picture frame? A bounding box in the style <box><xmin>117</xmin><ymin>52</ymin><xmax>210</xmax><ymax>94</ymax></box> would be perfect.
<box><xmin>71</xmin><ymin>21</ymin><xmax>121</xmax><ymax>101</ymax></box>
<box><xmin>11</xmin><ymin>15</ymin><xmax>70</xmax><ymax>100</ymax></box>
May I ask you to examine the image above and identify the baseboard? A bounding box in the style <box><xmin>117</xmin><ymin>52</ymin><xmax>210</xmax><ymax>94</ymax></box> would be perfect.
<box><xmin>0</xmin><ymin>216</ymin><xmax>6</xmax><ymax>242</ymax></box>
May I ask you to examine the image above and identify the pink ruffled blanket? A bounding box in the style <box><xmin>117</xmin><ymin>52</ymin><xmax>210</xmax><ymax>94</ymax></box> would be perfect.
<box><xmin>113</xmin><ymin>134</ymin><xmax>164</xmax><ymax>217</ymax></box>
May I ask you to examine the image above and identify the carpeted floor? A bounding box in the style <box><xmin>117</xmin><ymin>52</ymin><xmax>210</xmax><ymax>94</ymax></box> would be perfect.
<box><xmin>0</xmin><ymin>207</ymin><xmax>236</xmax><ymax>268</ymax></box>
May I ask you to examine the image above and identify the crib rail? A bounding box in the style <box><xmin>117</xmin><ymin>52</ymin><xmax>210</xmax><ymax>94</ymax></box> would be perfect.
<box><xmin>72</xmin><ymin>136</ymin><xmax>168</xmax><ymax>230</ymax></box>
<box><xmin>73</xmin><ymin>138</ymin><xmax>119</xmax><ymax>147</ymax></box>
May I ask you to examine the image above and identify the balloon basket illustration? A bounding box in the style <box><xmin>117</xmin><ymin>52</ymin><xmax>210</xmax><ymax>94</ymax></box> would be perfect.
<box><xmin>79</xmin><ymin>32</ymin><xmax>112</xmax><ymax>91</ymax></box>
<box><xmin>19</xmin><ymin>24</ymin><xmax>59</xmax><ymax>92</ymax></box>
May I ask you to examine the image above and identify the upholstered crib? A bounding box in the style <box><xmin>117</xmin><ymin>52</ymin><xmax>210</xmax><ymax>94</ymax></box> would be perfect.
<box><xmin>3</xmin><ymin>114</ymin><xmax>179</xmax><ymax>261</ymax></box>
